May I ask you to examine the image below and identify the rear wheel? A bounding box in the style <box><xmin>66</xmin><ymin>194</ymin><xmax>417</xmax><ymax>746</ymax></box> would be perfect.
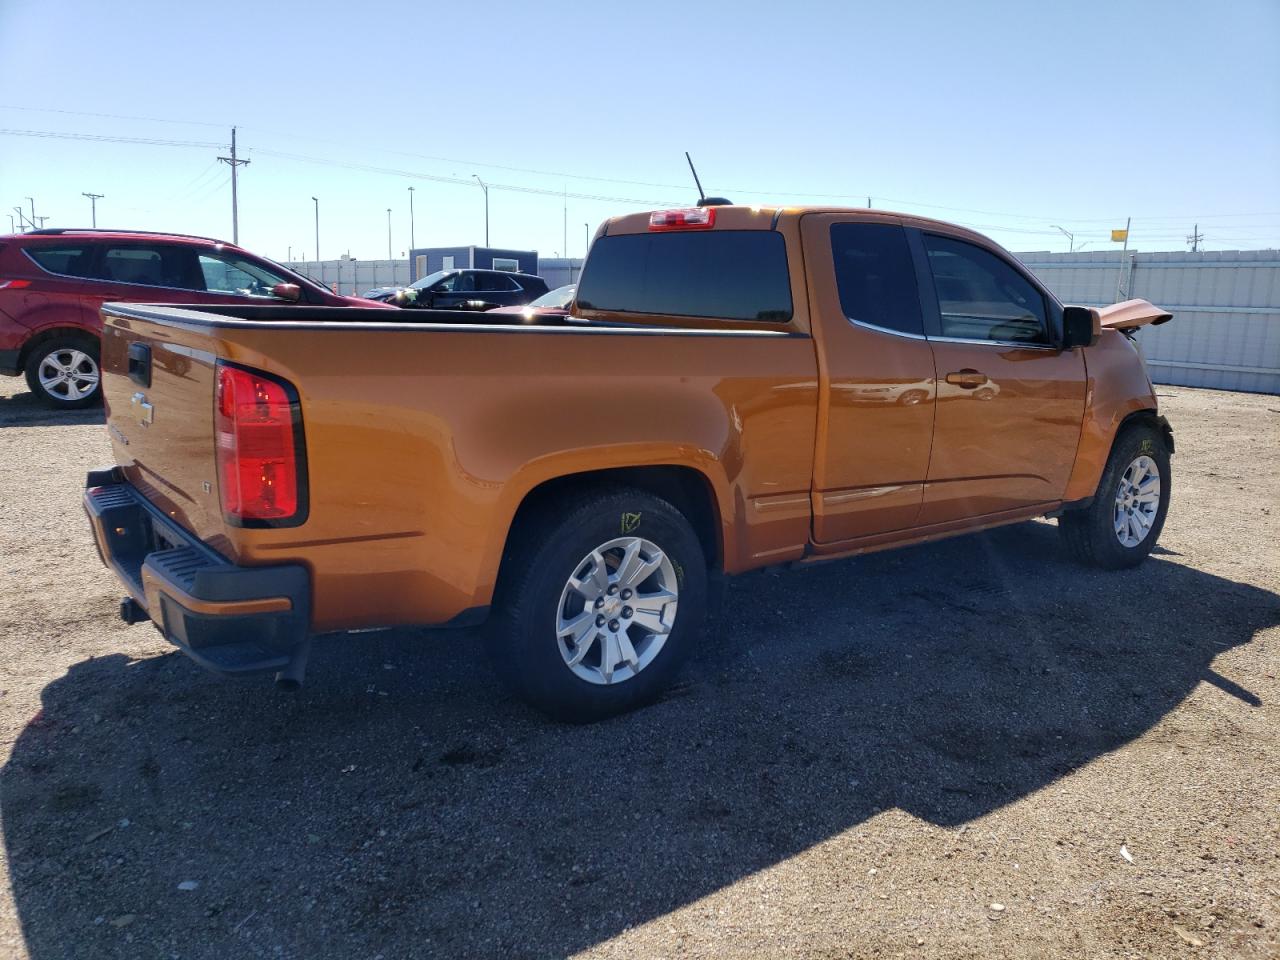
<box><xmin>24</xmin><ymin>335</ymin><xmax>102</xmax><ymax>409</ymax></box>
<box><xmin>486</xmin><ymin>486</ymin><xmax>707</xmax><ymax>722</ymax></box>
<box><xmin>1059</xmin><ymin>423</ymin><xmax>1171</xmax><ymax>569</ymax></box>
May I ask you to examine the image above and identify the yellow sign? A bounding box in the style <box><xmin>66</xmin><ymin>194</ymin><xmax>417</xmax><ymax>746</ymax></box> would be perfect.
<box><xmin>1111</xmin><ymin>229</ymin><xmax>1129</xmax><ymax>242</ymax></box>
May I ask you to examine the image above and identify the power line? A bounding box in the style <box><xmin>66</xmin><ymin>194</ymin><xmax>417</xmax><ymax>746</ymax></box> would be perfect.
<box><xmin>1</xmin><ymin>128</ymin><xmax>220</xmax><ymax>148</ymax></box>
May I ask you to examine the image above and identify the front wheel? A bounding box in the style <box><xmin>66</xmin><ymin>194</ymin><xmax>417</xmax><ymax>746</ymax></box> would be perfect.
<box><xmin>24</xmin><ymin>336</ymin><xmax>102</xmax><ymax>409</ymax></box>
<box><xmin>1059</xmin><ymin>423</ymin><xmax>1171</xmax><ymax>569</ymax></box>
<box><xmin>486</xmin><ymin>486</ymin><xmax>707</xmax><ymax>722</ymax></box>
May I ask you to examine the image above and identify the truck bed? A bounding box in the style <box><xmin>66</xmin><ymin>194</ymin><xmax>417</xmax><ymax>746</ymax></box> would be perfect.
<box><xmin>98</xmin><ymin>302</ymin><xmax>819</xmax><ymax>632</ymax></box>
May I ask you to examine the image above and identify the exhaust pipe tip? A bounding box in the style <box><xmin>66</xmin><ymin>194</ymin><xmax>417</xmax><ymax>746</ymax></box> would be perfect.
<box><xmin>274</xmin><ymin>639</ymin><xmax>311</xmax><ymax>692</ymax></box>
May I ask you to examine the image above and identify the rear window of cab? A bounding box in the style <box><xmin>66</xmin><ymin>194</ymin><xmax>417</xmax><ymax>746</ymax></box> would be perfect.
<box><xmin>575</xmin><ymin>230</ymin><xmax>793</xmax><ymax>322</ymax></box>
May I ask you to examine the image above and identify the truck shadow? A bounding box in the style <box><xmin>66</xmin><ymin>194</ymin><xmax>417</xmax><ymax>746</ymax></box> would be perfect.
<box><xmin>3</xmin><ymin>522</ymin><xmax>1277</xmax><ymax>958</ymax></box>
<box><xmin>0</xmin><ymin>390</ymin><xmax>104</xmax><ymax>428</ymax></box>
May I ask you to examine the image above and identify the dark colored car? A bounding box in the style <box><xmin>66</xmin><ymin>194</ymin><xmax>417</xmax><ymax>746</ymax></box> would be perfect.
<box><xmin>0</xmin><ymin>228</ymin><xmax>392</xmax><ymax>409</ymax></box>
<box><xmin>486</xmin><ymin>284</ymin><xmax>576</xmax><ymax>318</ymax></box>
<box><xmin>369</xmin><ymin>268</ymin><xmax>550</xmax><ymax>311</ymax></box>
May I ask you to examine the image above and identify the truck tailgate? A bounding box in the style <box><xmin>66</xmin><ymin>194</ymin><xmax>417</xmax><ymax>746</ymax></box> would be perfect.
<box><xmin>100</xmin><ymin>305</ymin><xmax>229</xmax><ymax>552</ymax></box>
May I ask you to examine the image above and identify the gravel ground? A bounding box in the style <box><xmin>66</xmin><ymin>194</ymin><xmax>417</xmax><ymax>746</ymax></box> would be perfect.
<box><xmin>0</xmin><ymin>378</ymin><xmax>1277</xmax><ymax>960</ymax></box>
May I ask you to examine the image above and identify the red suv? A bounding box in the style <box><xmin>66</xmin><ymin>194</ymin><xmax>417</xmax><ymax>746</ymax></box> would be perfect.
<box><xmin>0</xmin><ymin>229</ymin><xmax>390</xmax><ymax>408</ymax></box>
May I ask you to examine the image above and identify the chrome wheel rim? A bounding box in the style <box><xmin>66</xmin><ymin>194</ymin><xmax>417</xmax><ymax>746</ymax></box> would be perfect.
<box><xmin>38</xmin><ymin>348</ymin><xmax>99</xmax><ymax>402</ymax></box>
<box><xmin>555</xmin><ymin>536</ymin><xmax>679</xmax><ymax>685</ymax></box>
<box><xmin>1114</xmin><ymin>454</ymin><xmax>1160</xmax><ymax>548</ymax></box>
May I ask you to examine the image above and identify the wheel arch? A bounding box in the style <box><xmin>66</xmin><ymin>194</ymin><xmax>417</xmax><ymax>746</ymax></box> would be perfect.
<box><xmin>17</xmin><ymin>325</ymin><xmax>100</xmax><ymax>373</ymax></box>
<box><xmin>500</xmin><ymin>464</ymin><xmax>725</xmax><ymax>578</ymax></box>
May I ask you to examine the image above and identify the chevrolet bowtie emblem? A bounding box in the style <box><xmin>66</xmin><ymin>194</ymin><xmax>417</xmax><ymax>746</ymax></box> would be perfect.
<box><xmin>130</xmin><ymin>391</ymin><xmax>154</xmax><ymax>427</ymax></box>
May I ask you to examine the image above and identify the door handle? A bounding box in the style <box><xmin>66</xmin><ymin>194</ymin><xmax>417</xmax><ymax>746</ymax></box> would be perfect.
<box><xmin>945</xmin><ymin>370</ymin><xmax>989</xmax><ymax>389</ymax></box>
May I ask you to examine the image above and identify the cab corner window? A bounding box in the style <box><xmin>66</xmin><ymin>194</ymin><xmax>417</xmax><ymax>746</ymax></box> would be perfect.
<box><xmin>922</xmin><ymin>234</ymin><xmax>1048</xmax><ymax>344</ymax></box>
<box><xmin>829</xmin><ymin>223</ymin><xmax>922</xmax><ymax>336</ymax></box>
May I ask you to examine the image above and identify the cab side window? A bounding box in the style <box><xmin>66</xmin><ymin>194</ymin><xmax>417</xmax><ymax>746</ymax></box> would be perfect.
<box><xmin>26</xmin><ymin>245</ymin><xmax>96</xmax><ymax>278</ymax></box>
<box><xmin>922</xmin><ymin>234</ymin><xmax>1047</xmax><ymax>344</ymax></box>
<box><xmin>830</xmin><ymin>223</ymin><xmax>923</xmax><ymax>336</ymax></box>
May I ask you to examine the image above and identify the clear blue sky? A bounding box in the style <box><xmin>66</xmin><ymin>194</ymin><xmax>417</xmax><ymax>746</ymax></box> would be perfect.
<box><xmin>2</xmin><ymin>0</ymin><xmax>1277</xmax><ymax>261</ymax></box>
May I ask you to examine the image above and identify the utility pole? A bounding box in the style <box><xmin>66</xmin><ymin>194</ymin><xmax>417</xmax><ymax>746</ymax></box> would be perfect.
<box><xmin>82</xmin><ymin>192</ymin><xmax>104</xmax><ymax>228</ymax></box>
<box><xmin>472</xmin><ymin>175</ymin><xmax>489</xmax><ymax>246</ymax></box>
<box><xmin>1114</xmin><ymin>216</ymin><xmax>1131</xmax><ymax>301</ymax></box>
<box><xmin>584</xmin><ymin>222</ymin><xmax>589</xmax><ymax>256</ymax></box>
<box><xmin>867</xmin><ymin>196</ymin><xmax>872</xmax><ymax>209</ymax></box>
<box><xmin>1051</xmin><ymin>224</ymin><xmax>1075</xmax><ymax>252</ymax></box>
<box><xmin>25</xmin><ymin>197</ymin><xmax>35</xmax><ymax>229</ymax></box>
<box><xmin>288</xmin><ymin>245</ymin><xmax>292</xmax><ymax>262</ymax></box>
<box><xmin>408</xmin><ymin>186</ymin><xmax>416</xmax><ymax>252</ymax></box>
<box><xmin>563</xmin><ymin>186</ymin><xmax>568</xmax><ymax>269</ymax></box>
<box><xmin>386</xmin><ymin>208</ymin><xmax>393</xmax><ymax>262</ymax></box>
<box><xmin>311</xmin><ymin>196</ymin><xmax>320</xmax><ymax>263</ymax></box>
<box><xmin>7</xmin><ymin>214</ymin><xmax>14</xmax><ymax>233</ymax></box>
<box><xmin>1187</xmin><ymin>223</ymin><xmax>1204</xmax><ymax>252</ymax></box>
<box><xmin>217</xmin><ymin>126</ymin><xmax>250</xmax><ymax>244</ymax></box>
<box><xmin>13</xmin><ymin>207</ymin><xmax>32</xmax><ymax>232</ymax></box>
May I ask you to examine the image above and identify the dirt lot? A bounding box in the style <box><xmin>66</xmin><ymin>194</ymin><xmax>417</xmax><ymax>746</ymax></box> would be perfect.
<box><xmin>0</xmin><ymin>379</ymin><xmax>1277</xmax><ymax>960</ymax></box>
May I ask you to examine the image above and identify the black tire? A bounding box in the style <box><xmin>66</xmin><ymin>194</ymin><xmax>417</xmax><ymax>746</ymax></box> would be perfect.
<box><xmin>1059</xmin><ymin>422</ymin><xmax>1171</xmax><ymax>569</ymax></box>
<box><xmin>486</xmin><ymin>485</ymin><xmax>707</xmax><ymax>723</ymax></box>
<box><xmin>23</xmin><ymin>335</ymin><xmax>102</xmax><ymax>409</ymax></box>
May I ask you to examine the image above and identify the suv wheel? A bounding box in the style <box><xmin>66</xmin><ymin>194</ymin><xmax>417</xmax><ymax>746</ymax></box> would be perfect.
<box><xmin>1059</xmin><ymin>423</ymin><xmax>1171</xmax><ymax>569</ymax></box>
<box><xmin>486</xmin><ymin>486</ymin><xmax>707</xmax><ymax>722</ymax></box>
<box><xmin>25</xmin><ymin>336</ymin><xmax>102</xmax><ymax>409</ymax></box>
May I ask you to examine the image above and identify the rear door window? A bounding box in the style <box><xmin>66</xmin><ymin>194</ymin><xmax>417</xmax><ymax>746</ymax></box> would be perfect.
<box><xmin>98</xmin><ymin>245</ymin><xmax>197</xmax><ymax>289</ymax></box>
<box><xmin>922</xmin><ymin>234</ymin><xmax>1048</xmax><ymax>344</ymax></box>
<box><xmin>576</xmin><ymin>230</ymin><xmax>793</xmax><ymax>322</ymax></box>
<box><xmin>829</xmin><ymin>223</ymin><xmax>923</xmax><ymax>336</ymax></box>
<box><xmin>25</xmin><ymin>245</ymin><xmax>96</xmax><ymax>278</ymax></box>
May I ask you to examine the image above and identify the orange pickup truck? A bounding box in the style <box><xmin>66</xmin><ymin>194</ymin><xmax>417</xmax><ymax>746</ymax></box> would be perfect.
<box><xmin>83</xmin><ymin>204</ymin><xmax>1173</xmax><ymax>721</ymax></box>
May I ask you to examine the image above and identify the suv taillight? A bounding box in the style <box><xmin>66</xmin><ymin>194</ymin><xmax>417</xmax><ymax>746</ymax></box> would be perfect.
<box><xmin>215</xmin><ymin>362</ymin><xmax>307</xmax><ymax>526</ymax></box>
<box><xmin>0</xmin><ymin>279</ymin><xmax>32</xmax><ymax>290</ymax></box>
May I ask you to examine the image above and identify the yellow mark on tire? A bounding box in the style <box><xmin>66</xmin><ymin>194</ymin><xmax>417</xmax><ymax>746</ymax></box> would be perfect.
<box><xmin>621</xmin><ymin>512</ymin><xmax>641</xmax><ymax>534</ymax></box>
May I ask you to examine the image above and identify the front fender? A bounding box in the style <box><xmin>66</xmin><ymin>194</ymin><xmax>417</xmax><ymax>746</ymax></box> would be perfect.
<box><xmin>1063</xmin><ymin>329</ymin><xmax>1160</xmax><ymax>502</ymax></box>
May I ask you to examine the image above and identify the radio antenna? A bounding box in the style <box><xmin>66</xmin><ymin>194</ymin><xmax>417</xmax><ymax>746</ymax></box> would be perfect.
<box><xmin>685</xmin><ymin>152</ymin><xmax>706</xmax><ymax>201</ymax></box>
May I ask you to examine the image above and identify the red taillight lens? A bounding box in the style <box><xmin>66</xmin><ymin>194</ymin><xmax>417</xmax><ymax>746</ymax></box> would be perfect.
<box><xmin>215</xmin><ymin>363</ymin><xmax>306</xmax><ymax>525</ymax></box>
<box><xmin>0</xmin><ymin>279</ymin><xmax>32</xmax><ymax>290</ymax></box>
<box><xmin>649</xmin><ymin>207</ymin><xmax>716</xmax><ymax>231</ymax></box>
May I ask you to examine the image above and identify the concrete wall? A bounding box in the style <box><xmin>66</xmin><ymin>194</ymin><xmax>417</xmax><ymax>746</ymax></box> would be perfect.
<box><xmin>1017</xmin><ymin>250</ymin><xmax>1280</xmax><ymax>394</ymax></box>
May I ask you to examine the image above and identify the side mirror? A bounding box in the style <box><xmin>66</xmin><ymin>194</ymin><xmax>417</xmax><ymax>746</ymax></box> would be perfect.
<box><xmin>271</xmin><ymin>282</ymin><xmax>302</xmax><ymax>302</ymax></box>
<box><xmin>1061</xmin><ymin>305</ymin><xmax>1100</xmax><ymax>349</ymax></box>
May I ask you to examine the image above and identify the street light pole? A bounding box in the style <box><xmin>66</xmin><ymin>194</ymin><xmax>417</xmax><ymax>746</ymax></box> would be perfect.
<box><xmin>1050</xmin><ymin>224</ymin><xmax>1075</xmax><ymax>253</ymax></box>
<box><xmin>472</xmin><ymin>175</ymin><xmax>489</xmax><ymax>246</ymax></box>
<box><xmin>408</xmin><ymin>185</ymin><xmax>415</xmax><ymax>251</ymax></box>
<box><xmin>311</xmin><ymin>196</ymin><xmax>320</xmax><ymax>263</ymax></box>
<box><xmin>387</xmin><ymin>208</ymin><xmax>393</xmax><ymax>262</ymax></box>
<box><xmin>82</xmin><ymin>192</ymin><xmax>104</xmax><ymax>228</ymax></box>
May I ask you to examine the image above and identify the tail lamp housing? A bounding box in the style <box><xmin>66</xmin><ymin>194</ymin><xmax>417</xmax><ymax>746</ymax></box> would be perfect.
<box><xmin>649</xmin><ymin>208</ymin><xmax>716</xmax><ymax>231</ymax></box>
<box><xmin>214</xmin><ymin>361</ymin><xmax>308</xmax><ymax>527</ymax></box>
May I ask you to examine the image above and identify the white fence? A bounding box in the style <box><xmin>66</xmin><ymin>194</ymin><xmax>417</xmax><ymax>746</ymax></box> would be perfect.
<box><xmin>286</xmin><ymin>259</ymin><xmax>412</xmax><ymax>297</ymax></box>
<box><xmin>1018</xmin><ymin>250</ymin><xmax>1280</xmax><ymax>394</ymax></box>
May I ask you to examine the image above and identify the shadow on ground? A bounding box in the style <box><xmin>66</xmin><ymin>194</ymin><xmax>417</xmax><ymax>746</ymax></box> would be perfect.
<box><xmin>0</xmin><ymin>390</ymin><xmax>104</xmax><ymax>428</ymax></box>
<box><xmin>3</xmin><ymin>522</ymin><xmax>1277</xmax><ymax>958</ymax></box>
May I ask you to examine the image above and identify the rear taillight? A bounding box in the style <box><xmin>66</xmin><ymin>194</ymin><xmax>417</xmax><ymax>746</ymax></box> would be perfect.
<box><xmin>215</xmin><ymin>362</ymin><xmax>307</xmax><ymax>527</ymax></box>
<box><xmin>0</xmin><ymin>279</ymin><xmax>32</xmax><ymax>290</ymax></box>
<box><xmin>649</xmin><ymin>207</ymin><xmax>716</xmax><ymax>231</ymax></box>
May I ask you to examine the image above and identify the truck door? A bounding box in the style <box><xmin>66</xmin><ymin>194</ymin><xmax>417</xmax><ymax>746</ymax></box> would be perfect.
<box><xmin>801</xmin><ymin>215</ymin><xmax>937</xmax><ymax>542</ymax></box>
<box><xmin>909</xmin><ymin>229</ymin><xmax>1086</xmax><ymax>523</ymax></box>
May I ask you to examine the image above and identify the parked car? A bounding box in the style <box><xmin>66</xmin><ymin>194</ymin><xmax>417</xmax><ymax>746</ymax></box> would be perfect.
<box><xmin>83</xmin><ymin>204</ymin><xmax>1174</xmax><ymax>722</ymax></box>
<box><xmin>0</xmin><ymin>228</ymin><xmax>392</xmax><ymax>409</ymax></box>
<box><xmin>366</xmin><ymin>268</ymin><xmax>550</xmax><ymax>311</ymax></box>
<box><xmin>486</xmin><ymin>284</ymin><xmax>576</xmax><ymax>319</ymax></box>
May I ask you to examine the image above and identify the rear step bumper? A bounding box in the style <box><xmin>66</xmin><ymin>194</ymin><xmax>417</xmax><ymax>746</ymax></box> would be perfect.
<box><xmin>83</xmin><ymin>469</ymin><xmax>311</xmax><ymax>678</ymax></box>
